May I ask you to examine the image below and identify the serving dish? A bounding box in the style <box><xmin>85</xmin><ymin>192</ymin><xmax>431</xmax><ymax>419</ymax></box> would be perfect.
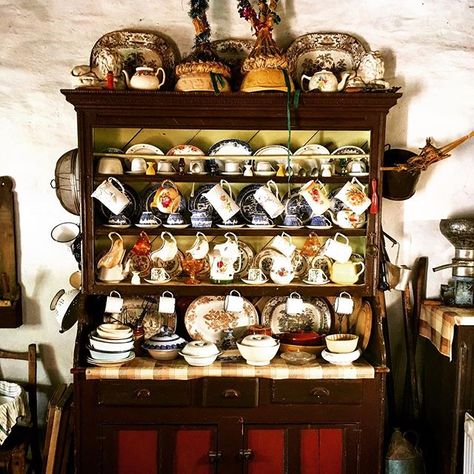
<box><xmin>237</xmin><ymin>335</ymin><xmax>280</xmax><ymax>366</ymax></box>
<box><xmin>254</xmin><ymin>145</ymin><xmax>291</xmax><ymax>156</ymax></box>
<box><xmin>179</xmin><ymin>340</ymin><xmax>221</xmax><ymax>366</ymax></box>
<box><xmin>184</xmin><ymin>296</ymin><xmax>258</xmax><ymax>344</ymax></box>
<box><xmin>321</xmin><ymin>348</ymin><xmax>361</xmax><ymax>366</ymax></box>
<box><xmin>261</xmin><ymin>296</ymin><xmax>331</xmax><ymax>335</ymax></box>
<box><xmin>294</xmin><ymin>144</ymin><xmax>331</xmax><ymax>156</ymax></box>
<box><xmin>325</xmin><ymin>334</ymin><xmax>359</xmax><ymax>353</ymax></box>
<box><xmin>166</xmin><ymin>144</ymin><xmax>204</xmax><ymax>156</ymax></box>
<box><xmin>142</xmin><ymin>326</ymin><xmax>186</xmax><ymax>360</ymax></box>
<box><xmin>279</xmin><ymin>343</ymin><xmax>325</xmax><ymax>355</ymax></box>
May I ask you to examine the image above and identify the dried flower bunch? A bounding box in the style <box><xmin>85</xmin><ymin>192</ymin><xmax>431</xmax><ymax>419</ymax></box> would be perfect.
<box><xmin>176</xmin><ymin>0</ymin><xmax>231</xmax><ymax>79</ymax></box>
<box><xmin>236</xmin><ymin>0</ymin><xmax>288</xmax><ymax>72</ymax></box>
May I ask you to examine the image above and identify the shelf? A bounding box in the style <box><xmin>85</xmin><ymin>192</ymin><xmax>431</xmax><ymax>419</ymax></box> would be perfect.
<box><xmin>95</xmin><ymin>173</ymin><xmax>369</xmax><ymax>184</ymax></box>
<box><xmin>91</xmin><ymin>281</ymin><xmax>367</xmax><ymax>297</ymax></box>
<box><xmin>95</xmin><ymin>226</ymin><xmax>367</xmax><ymax>237</ymax></box>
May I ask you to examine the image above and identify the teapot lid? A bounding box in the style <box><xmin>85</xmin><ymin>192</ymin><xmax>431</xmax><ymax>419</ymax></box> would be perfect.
<box><xmin>144</xmin><ymin>326</ymin><xmax>186</xmax><ymax>350</ymax></box>
<box><xmin>241</xmin><ymin>334</ymin><xmax>278</xmax><ymax>347</ymax></box>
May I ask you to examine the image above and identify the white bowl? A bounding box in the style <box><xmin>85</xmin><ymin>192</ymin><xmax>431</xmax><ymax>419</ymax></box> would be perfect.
<box><xmin>96</xmin><ymin>324</ymin><xmax>133</xmax><ymax>340</ymax></box>
<box><xmin>178</xmin><ymin>352</ymin><xmax>220</xmax><ymax>367</ymax></box>
<box><xmin>144</xmin><ymin>348</ymin><xmax>180</xmax><ymax>361</ymax></box>
<box><xmin>181</xmin><ymin>341</ymin><xmax>219</xmax><ymax>358</ymax></box>
<box><xmin>89</xmin><ymin>334</ymin><xmax>134</xmax><ymax>353</ymax></box>
<box><xmin>237</xmin><ymin>340</ymin><xmax>280</xmax><ymax>366</ymax></box>
<box><xmin>87</xmin><ymin>346</ymin><xmax>132</xmax><ymax>361</ymax></box>
<box><xmin>325</xmin><ymin>334</ymin><xmax>359</xmax><ymax>354</ymax></box>
<box><xmin>321</xmin><ymin>348</ymin><xmax>361</xmax><ymax>366</ymax></box>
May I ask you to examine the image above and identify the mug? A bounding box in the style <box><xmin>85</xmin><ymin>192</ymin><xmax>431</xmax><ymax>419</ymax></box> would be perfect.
<box><xmin>151</xmin><ymin>232</ymin><xmax>178</xmax><ymax>262</ymax></box>
<box><xmin>156</xmin><ymin>160</ymin><xmax>175</xmax><ymax>174</ymax></box>
<box><xmin>251</xmin><ymin>214</ymin><xmax>273</xmax><ymax>226</ymax></box>
<box><xmin>334</xmin><ymin>291</ymin><xmax>354</xmax><ymax>314</ymax></box>
<box><xmin>254</xmin><ymin>181</ymin><xmax>284</xmax><ymax>218</ymax></box>
<box><xmin>104</xmin><ymin>290</ymin><xmax>123</xmax><ymax>313</ymax></box>
<box><xmin>149</xmin><ymin>267</ymin><xmax>170</xmax><ymax>282</ymax></box>
<box><xmin>225</xmin><ymin>290</ymin><xmax>244</xmax><ymax>312</ymax></box>
<box><xmin>51</xmin><ymin>222</ymin><xmax>80</xmax><ymax>245</ymax></box>
<box><xmin>159</xmin><ymin>291</ymin><xmax>176</xmax><ymax>314</ymax></box>
<box><xmin>321</xmin><ymin>233</ymin><xmax>352</xmax><ymax>263</ymax></box>
<box><xmin>335</xmin><ymin>177</ymin><xmax>371</xmax><ymax>215</ymax></box>
<box><xmin>204</xmin><ymin>180</ymin><xmax>240</xmax><ymax>222</ymax></box>
<box><xmin>91</xmin><ymin>177</ymin><xmax>130</xmax><ymax>215</ymax></box>
<box><xmin>330</xmin><ymin>261</ymin><xmax>365</xmax><ymax>285</ymax></box>
<box><xmin>187</xmin><ymin>232</ymin><xmax>209</xmax><ymax>260</ymax></box>
<box><xmin>189</xmin><ymin>160</ymin><xmax>205</xmax><ymax>174</ymax></box>
<box><xmin>255</xmin><ymin>161</ymin><xmax>274</xmax><ymax>172</ymax></box>
<box><xmin>130</xmin><ymin>157</ymin><xmax>147</xmax><ymax>173</ymax></box>
<box><xmin>306</xmin><ymin>268</ymin><xmax>329</xmax><ymax>285</ymax></box>
<box><xmin>282</xmin><ymin>214</ymin><xmax>302</xmax><ymax>227</ymax></box>
<box><xmin>299</xmin><ymin>180</ymin><xmax>331</xmax><ymax>215</ymax></box>
<box><xmin>138</xmin><ymin>211</ymin><xmax>161</xmax><ymax>227</ymax></box>
<box><xmin>286</xmin><ymin>292</ymin><xmax>304</xmax><ymax>315</ymax></box>
<box><xmin>224</xmin><ymin>161</ymin><xmax>241</xmax><ymax>173</ymax></box>
<box><xmin>269</xmin><ymin>233</ymin><xmax>296</xmax><ymax>257</ymax></box>
<box><xmin>246</xmin><ymin>267</ymin><xmax>267</xmax><ymax>283</ymax></box>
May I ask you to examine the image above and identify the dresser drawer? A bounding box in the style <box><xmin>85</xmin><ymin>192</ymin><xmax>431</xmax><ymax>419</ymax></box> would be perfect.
<box><xmin>202</xmin><ymin>378</ymin><xmax>259</xmax><ymax>408</ymax></box>
<box><xmin>98</xmin><ymin>380</ymin><xmax>191</xmax><ymax>407</ymax></box>
<box><xmin>272</xmin><ymin>380</ymin><xmax>363</xmax><ymax>405</ymax></box>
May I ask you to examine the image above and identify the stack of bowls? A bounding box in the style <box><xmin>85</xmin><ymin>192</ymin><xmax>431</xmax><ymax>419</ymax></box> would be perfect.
<box><xmin>87</xmin><ymin>324</ymin><xmax>135</xmax><ymax>366</ymax></box>
<box><xmin>321</xmin><ymin>334</ymin><xmax>361</xmax><ymax>366</ymax></box>
<box><xmin>237</xmin><ymin>335</ymin><xmax>280</xmax><ymax>366</ymax></box>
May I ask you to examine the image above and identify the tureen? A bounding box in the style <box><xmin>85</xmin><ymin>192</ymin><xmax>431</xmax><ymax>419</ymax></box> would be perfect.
<box><xmin>142</xmin><ymin>326</ymin><xmax>187</xmax><ymax>360</ymax></box>
<box><xmin>179</xmin><ymin>340</ymin><xmax>221</xmax><ymax>366</ymax></box>
<box><xmin>237</xmin><ymin>335</ymin><xmax>280</xmax><ymax>366</ymax></box>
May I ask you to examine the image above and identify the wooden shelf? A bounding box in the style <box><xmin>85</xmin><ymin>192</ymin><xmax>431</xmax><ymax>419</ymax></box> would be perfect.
<box><xmin>95</xmin><ymin>225</ymin><xmax>367</xmax><ymax>237</ymax></box>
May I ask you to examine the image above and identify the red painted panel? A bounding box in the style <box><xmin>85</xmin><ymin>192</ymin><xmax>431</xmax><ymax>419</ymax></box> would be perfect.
<box><xmin>118</xmin><ymin>430</ymin><xmax>158</xmax><ymax>474</ymax></box>
<box><xmin>300</xmin><ymin>428</ymin><xmax>343</xmax><ymax>474</ymax></box>
<box><xmin>247</xmin><ymin>429</ymin><xmax>285</xmax><ymax>474</ymax></box>
<box><xmin>301</xmin><ymin>429</ymin><xmax>320</xmax><ymax>474</ymax></box>
<box><xmin>174</xmin><ymin>429</ymin><xmax>213</xmax><ymax>474</ymax></box>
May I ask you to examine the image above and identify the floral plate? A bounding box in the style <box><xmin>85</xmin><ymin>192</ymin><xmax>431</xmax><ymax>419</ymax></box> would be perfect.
<box><xmin>184</xmin><ymin>296</ymin><xmax>258</xmax><ymax>344</ymax></box>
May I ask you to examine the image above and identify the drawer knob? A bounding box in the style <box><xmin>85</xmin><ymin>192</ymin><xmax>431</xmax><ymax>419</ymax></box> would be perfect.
<box><xmin>208</xmin><ymin>451</ymin><xmax>222</xmax><ymax>463</ymax></box>
<box><xmin>239</xmin><ymin>448</ymin><xmax>253</xmax><ymax>461</ymax></box>
<box><xmin>135</xmin><ymin>388</ymin><xmax>151</xmax><ymax>399</ymax></box>
<box><xmin>222</xmin><ymin>388</ymin><xmax>241</xmax><ymax>399</ymax></box>
<box><xmin>310</xmin><ymin>387</ymin><xmax>330</xmax><ymax>399</ymax></box>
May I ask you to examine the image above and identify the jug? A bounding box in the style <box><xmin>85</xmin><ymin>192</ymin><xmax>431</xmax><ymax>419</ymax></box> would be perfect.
<box><xmin>209</xmin><ymin>233</ymin><xmax>241</xmax><ymax>283</ymax></box>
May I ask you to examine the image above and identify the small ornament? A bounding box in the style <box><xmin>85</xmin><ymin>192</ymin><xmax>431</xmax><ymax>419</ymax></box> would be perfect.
<box><xmin>178</xmin><ymin>157</ymin><xmax>186</xmax><ymax>175</ymax></box>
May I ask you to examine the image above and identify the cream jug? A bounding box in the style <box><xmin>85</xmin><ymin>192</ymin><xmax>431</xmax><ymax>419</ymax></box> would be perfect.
<box><xmin>267</xmin><ymin>255</ymin><xmax>295</xmax><ymax>285</ymax></box>
<box><xmin>150</xmin><ymin>232</ymin><xmax>178</xmax><ymax>262</ymax></box>
<box><xmin>91</xmin><ymin>177</ymin><xmax>130</xmax><ymax>215</ymax></box>
<box><xmin>187</xmin><ymin>232</ymin><xmax>209</xmax><ymax>260</ymax></box>
<box><xmin>254</xmin><ymin>180</ymin><xmax>284</xmax><ymax>218</ymax></box>
<box><xmin>330</xmin><ymin>261</ymin><xmax>365</xmax><ymax>285</ymax></box>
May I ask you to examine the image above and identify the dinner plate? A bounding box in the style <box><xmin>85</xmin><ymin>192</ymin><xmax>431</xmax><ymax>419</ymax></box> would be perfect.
<box><xmin>90</xmin><ymin>30</ymin><xmax>177</xmax><ymax>85</ymax></box>
<box><xmin>332</xmin><ymin>146</ymin><xmax>366</xmax><ymax>155</ymax></box>
<box><xmin>282</xmin><ymin>191</ymin><xmax>313</xmax><ymax>224</ymax></box>
<box><xmin>96</xmin><ymin>183</ymin><xmax>140</xmax><ymax>223</ymax></box>
<box><xmin>310</xmin><ymin>255</ymin><xmax>333</xmax><ymax>276</ymax></box>
<box><xmin>87</xmin><ymin>352</ymin><xmax>135</xmax><ymax>367</ymax></box>
<box><xmin>294</xmin><ymin>144</ymin><xmax>331</xmax><ymax>156</ymax></box>
<box><xmin>208</xmin><ymin>139</ymin><xmax>253</xmax><ymax>156</ymax></box>
<box><xmin>254</xmin><ymin>145</ymin><xmax>291</xmax><ymax>156</ymax></box>
<box><xmin>185</xmin><ymin>296</ymin><xmax>259</xmax><ymax>344</ymax></box>
<box><xmin>125</xmin><ymin>143</ymin><xmax>164</xmax><ymax>155</ymax></box>
<box><xmin>166</xmin><ymin>144</ymin><xmax>204</xmax><ymax>156</ymax></box>
<box><xmin>261</xmin><ymin>296</ymin><xmax>332</xmax><ymax>335</ymax></box>
<box><xmin>141</xmin><ymin>184</ymin><xmax>187</xmax><ymax>220</ymax></box>
<box><xmin>286</xmin><ymin>33</ymin><xmax>366</xmax><ymax>83</ymax></box>
<box><xmin>236</xmin><ymin>184</ymin><xmax>267</xmax><ymax>224</ymax></box>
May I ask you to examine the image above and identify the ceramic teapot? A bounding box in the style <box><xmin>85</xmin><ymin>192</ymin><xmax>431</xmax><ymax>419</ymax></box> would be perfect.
<box><xmin>209</xmin><ymin>233</ymin><xmax>242</xmax><ymax>284</ymax></box>
<box><xmin>122</xmin><ymin>66</ymin><xmax>166</xmax><ymax>90</ymax></box>
<box><xmin>301</xmin><ymin>70</ymin><xmax>350</xmax><ymax>93</ymax></box>
<box><xmin>267</xmin><ymin>255</ymin><xmax>295</xmax><ymax>285</ymax></box>
<box><xmin>327</xmin><ymin>209</ymin><xmax>366</xmax><ymax>229</ymax></box>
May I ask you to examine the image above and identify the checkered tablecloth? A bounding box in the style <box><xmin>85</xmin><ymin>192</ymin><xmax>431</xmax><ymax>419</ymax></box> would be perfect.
<box><xmin>0</xmin><ymin>381</ymin><xmax>29</xmax><ymax>445</ymax></box>
<box><xmin>419</xmin><ymin>303</ymin><xmax>474</xmax><ymax>360</ymax></box>
<box><xmin>85</xmin><ymin>356</ymin><xmax>375</xmax><ymax>381</ymax></box>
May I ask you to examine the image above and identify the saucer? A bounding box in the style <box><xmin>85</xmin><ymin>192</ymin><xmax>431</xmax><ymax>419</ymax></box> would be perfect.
<box><xmin>144</xmin><ymin>278</ymin><xmax>171</xmax><ymax>284</ymax></box>
<box><xmin>156</xmin><ymin>171</ymin><xmax>176</xmax><ymax>175</ymax></box>
<box><xmin>104</xmin><ymin>224</ymin><xmax>131</xmax><ymax>229</ymax></box>
<box><xmin>302</xmin><ymin>279</ymin><xmax>329</xmax><ymax>285</ymax></box>
<box><xmin>189</xmin><ymin>171</ymin><xmax>208</xmax><ymax>176</ymax></box>
<box><xmin>125</xmin><ymin>170</ymin><xmax>146</xmax><ymax>175</ymax></box>
<box><xmin>247</xmin><ymin>224</ymin><xmax>275</xmax><ymax>229</ymax></box>
<box><xmin>135</xmin><ymin>223</ymin><xmax>160</xmax><ymax>229</ymax></box>
<box><xmin>241</xmin><ymin>278</ymin><xmax>268</xmax><ymax>285</ymax></box>
<box><xmin>306</xmin><ymin>225</ymin><xmax>333</xmax><ymax>230</ymax></box>
<box><xmin>221</xmin><ymin>171</ymin><xmax>242</xmax><ymax>176</ymax></box>
<box><xmin>163</xmin><ymin>224</ymin><xmax>190</xmax><ymax>229</ymax></box>
<box><xmin>216</xmin><ymin>224</ymin><xmax>245</xmax><ymax>229</ymax></box>
<box><xmin>348</xmin><ymin>172</ymin><xmax>369</xmax><ymax>177</ymax></box>
<box><xmin>278</xmin><ymin>225</ymin><xmax>303</xmax><ymax>230</ymax></box>
<box><xmin>254</xmin><ymin>170</ymin><xmax>277</xmax><ymax>176</ymax></box>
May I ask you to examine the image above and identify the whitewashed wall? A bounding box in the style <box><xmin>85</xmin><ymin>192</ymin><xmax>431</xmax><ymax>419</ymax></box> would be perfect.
<box><xmin>0</xmin><ymin>0</ymin><xmax>472</xmax><ymax>421</ymax></box>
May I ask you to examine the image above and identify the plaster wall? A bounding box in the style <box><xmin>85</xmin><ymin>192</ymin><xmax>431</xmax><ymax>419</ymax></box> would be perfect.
<box><xmin>0</xmin><ymin>0</ymin><xmax>473</xmax><ymax>421</ymax></box>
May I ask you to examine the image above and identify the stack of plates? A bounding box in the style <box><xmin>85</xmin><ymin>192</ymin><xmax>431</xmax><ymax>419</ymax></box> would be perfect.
<box><xmin>87</xmin><ymin>324</ymin><xmax>135</xmax><ymax>367</ymax></box>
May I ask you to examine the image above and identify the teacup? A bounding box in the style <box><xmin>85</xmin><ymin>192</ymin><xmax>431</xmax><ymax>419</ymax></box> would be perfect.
<box><xmin>309</xmin><ymin>214</ymin><xmax>332</xmax><ymax>228</ymax></box>
<box><xmin>156</xmin><ymin>160</ymin><xmax>175</xmax><ymax>174</ymax></box>
<box><xmin>255</xmin><ymin>161</ymin><xmax>275</xmax><ymax>172</ymax></box>
<box><xmin>282</xmin><ymin>214</ymin><xmax>302</xmax><ymax>227</ymax></box>
<box><xmin>246</xmin><ymin>267</ymin><xmax>267</xmax><ymax>283</ymax></box>
<box><xmin>191</xmin><ymin>209</ymin><xmax>212</xmax><ymax>228</ymax></box>
<box><xmin>138</xmin><ymin>211</ymin><xmax>161</xmax><ymax>227</ymax></box>
<box><xmin>224</xmin><ymin>161</ymin><xmax>241</xmax><ymax>173</ymax></box>
<box><xmin>269</xmin><ymin>233</ymin><xmax>296</xmax><ymax>257</ymax></box>
<box><xmin>189</xmin><ymin>160</ymin><xmax>205</xmax><ymax>174</ymax></box>
<box><xmin>321</xmin><ymin>233</ymin><xmax>352</xmax><ymax>263</ymax></box>
<box><xmin>130</xmin><ymin>157</ymin><xmax>147</xmax><ymax>173</ymax></box>
<box><xmin>251</xmin><ymin>214</ymin><xmax>273</xmax><ymax>227</ymax></box>
<box><xmin>167</xmin><ymin>212</ymin><xmax>185</xmax><ymax>226</ymax></box>
<box><xmin>149</xmin><ymin>267</ymin><xmax>171</xmax><ymax>282</ymax></box>
<box><xmin>306</xmin><ymin>268</ymin><xmax>329</xmax><ymax>285</ymax></box>
<box><xmin>107</xmin><ymin>214</ymin><xmax>131</xmax><ymax>227</ymax></box>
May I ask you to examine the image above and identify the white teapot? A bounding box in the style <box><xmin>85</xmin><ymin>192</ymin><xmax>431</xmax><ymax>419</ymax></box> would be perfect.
<box><xmin>122</xmin><ymin>66</ymin><xmax>166</xmax><ymax>90</ymax></box>
<box><xmin>301</xmin><ymin>70</ymin><xmax>350</xmax><ymax>93</ymax></box>
<box><xmin>327</xmin><ymin>210</ymin><xmax>366</xmax><ymax>229</ymax></box>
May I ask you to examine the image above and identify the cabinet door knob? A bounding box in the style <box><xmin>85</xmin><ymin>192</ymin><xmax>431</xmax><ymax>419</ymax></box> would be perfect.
<box><xmin>239</xmin><ymin>448</ymin><xmax>253</xmax><ymax>461</ymax></box>
<box><xmin>310</xmin><ymin>387</ymin><xmax>330</xmax><ymax>399</ymax></box>
<box><xmin>134</xmin><ymin>388</ymin><xmax>151</xmax><ymax>399</ymax></box>
<box><xmin>222</xmin><ymin>388</ymin><xmax>241</xmax><ymax>399</ymax></box>
<box><xmin>208</xmin><ymin>451</ymin><xmax>222</xmax><ymax>463</ymax></box>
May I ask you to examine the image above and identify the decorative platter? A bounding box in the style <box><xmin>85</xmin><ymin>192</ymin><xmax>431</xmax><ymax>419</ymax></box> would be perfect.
<box><xmin>184</xmin><ymin>296</ymin><xmax>259</xmax><ymax>344</ymax></box>
<box><xmin>254</xmin><ymin>145</ymin><xmax>291</xmax><ymax>156</ymax></box>
<box><xmin>90</xmin><ymin>30</ymin><xmax>178</xmax><ymax>87</ymax></box>
<box><xmin>208</xmin><ymin>139</ymin><xmax>253</xmax><ymax>156</ymax></box>
<box><xmin>286</xmin><ymin>33</ymin><xmax>367</xmax><ymax>84</ymax></box>
<box><xmin>332</xmin><ymin>146</ymin><xmax>366</xmax><ymax>155</ymax></box>
<box><xmin>125</xmin><ymin>144</ymin><xmax>164</xmax><ymax>155</ymax></box>
<box><xmin>261</xmin><ymin>296</ymin><xmax>332</xmax><ymax>335</ymax></box>
<box><xmin>166</xmin><ymin>144</ymin><xmax>204</xmax><ymax>156</ymax></box>
<box><xmin>236</xmin><ymin>184</ymin><xmax>267</xmax><ymax>224</ymax></box>
<box><xmin>294</xmin><ymin>144</ymin><xmax>331</xmax><ymax>156</ymax></box>
<box><xmin>254</xmin><ymin>248</ymin><xmax>283</xmax><ymax>276</ymax></box>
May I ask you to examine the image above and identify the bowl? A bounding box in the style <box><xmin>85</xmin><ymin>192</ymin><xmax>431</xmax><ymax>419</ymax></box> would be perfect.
<box><xmin>281</xmin><ymin>351</ymin><xmax>316</xmax><ymax>365</ymax></box>
<box><xmin>237</xmin><ymin>340</ymin><xmax>280</xmax><ymax>366</ymax></box>
<box><xmin>89</xmin><ymin>332</ymin><xmax>134</xmax><ymax>352</ymax></box>
<box><xmin>87</xmin><ymin>346</ymin><xmax>132</xmax><ymax>361</ymax></box>
<box><xmin>96</xmin><ymin>324</ymin><xmax>133</xmax><ymax>340</ymax></box>
<box><xmin>178</xmin><ymin>352</ymin><xmax>221</xmax><ymax>367</ymax></box>
<box><xmin>240</xmin><ymin>334</ymin><xmax>278</xmax><ymax>347</ymax></box>
<box><xmin>279</xmin><ymin>331</ymin><xmax>324</xmax><ymax>346</ymax></box>
<box><xmin>325</xmin><ymin>334</ymin><xmax>359</xmax><ymax>354</ymax></box>
<box><xmin>321</xmin><ymin>348</ymin><xmax>361</xmax><ymax>366</ymax></box>
<box><xmin>279</xmin><ymin>343</ymin><xmax>325</xmax><ymax>356</ymax></box>
<box><xmin>144</xmin><ymin>347</ymin><xmax>180</xmax><ymax>361</ymax></box>
<box><xmin>142</xmin><ymin>326</ymin><xmax>187</xmax><ymax>360</ymax></box>
<box><xmin>179</xmin><ymin>341</ymin><xmax>220</xmax><ymax>366</ymax></box>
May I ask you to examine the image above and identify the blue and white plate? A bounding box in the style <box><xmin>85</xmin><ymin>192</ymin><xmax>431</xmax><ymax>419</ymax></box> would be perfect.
<box><xmin>282</xmin><ymin>191</ymin><xmax>313</xmax><ymax>224</ymax></box>
<box><xmin>208</xmin><ymin>139</ymin><xmax>253</xmax><ymax>156</ymax></box>
<box><xmin>236</xmin><ymin>184</ymin><xmax>267</xmax><ymax>224</ymax></box>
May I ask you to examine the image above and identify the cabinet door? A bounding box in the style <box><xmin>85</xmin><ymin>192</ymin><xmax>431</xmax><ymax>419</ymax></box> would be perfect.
<box><xmin>242</xmin><ymin>425</ymin><xmax>351</xmax><ymax>474</ymax></box>
<box><xmin>101</xmin><ymin>425</ymin><xmax>217</xmax><ymax>474</ymax></box>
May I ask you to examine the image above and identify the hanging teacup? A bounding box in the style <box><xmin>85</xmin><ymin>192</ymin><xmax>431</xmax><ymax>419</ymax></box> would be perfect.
<box><xmin>151</xmin><ymin>180</ymin><xmax>181</xmax><ymax>214</ymax></box>
<box><xmin>203</xmin><ymin>180</ymin><xmax>240</xmax><ymax>222</ymax></box>
<box><xmin>299</xmin><ymin>180</ymin><xmax>331</xmax><ymax>215</ymax></box>
<box><xmin>91</xmin><ymin>177</ymin><xmax>130</xmax><ymax>215</ymax></box>
<box><xmin>254</xmin><ymin>180</ymin><xmax>284</xmax><ymax>218</ymax></box>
